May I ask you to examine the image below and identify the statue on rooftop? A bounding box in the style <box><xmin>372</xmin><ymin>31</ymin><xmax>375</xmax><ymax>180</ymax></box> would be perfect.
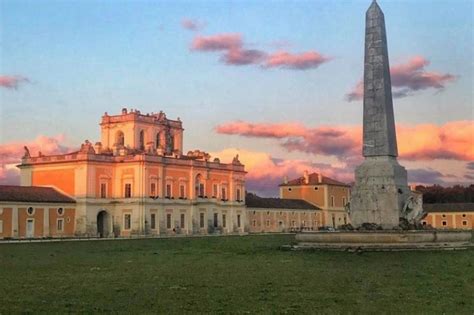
<box><xmin>23</xmin><ymin>146</ymin><xmax>31</xmax><ymax>159</ymax></box>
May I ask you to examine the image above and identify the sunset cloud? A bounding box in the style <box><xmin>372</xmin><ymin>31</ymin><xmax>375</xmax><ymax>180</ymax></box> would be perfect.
<box><xmin>216</xmin><ymin>121</ymin><xmax>307</xmax><ymax>138</ymax></box>
<box><xmin>398</xmin><ymin>121</ymin><xmax>474</xmax><ymax>161</ymax></box>
<box><xmin>345</xmin><ymin>81</ymin><xmax>364</xmax><ymax>102</ymax></box>
<box><xmin>189</xmin><ymin>32</ymin><xmax>329</xmax><ymax>70</ymax></box>
<box><xmin>346</xmin><ymin>56</ymin><xmax>456</xmax><ymax>101</ymax></box>
<box><xmin>0</xmin><ymin>75</ymin><xmax>30</xmax><ymax>89</ymax></box>
<box><xmin>407</xmin><ymin>168</ymin><xmax>446</xmax><ymax>185</ymax></box>
<box><xmin>210</xmin><ymin>147</ymin><xmax>468</xmax><ymax>196</ymax></box>
<box><xmin>263</xmin><ymin>51</ymin><xmax>331</xmax><ymax>70</ymax></box>
<box><xmin>221</xmin><ymin>48</ymin><xmax>266</xmax><ymax>66</ymax></box>
<box><xmin>181</xmin><ymin>18</ymin><xmax>205</xmax><ymax>31</ymax></box>
<box><xmin>216</xmin><ymin>120</ymin><xmax>474</xmax><ymax>162</ymax></box>
<box><xmin>209</xmin><ymin>148</ymin><xmax>352</xmax><ymax>196</ymax></box>
<box><xmin>191</xmin><ymin>33</ymin><xmax>242</xmax><ymax>51</ymax></box>
<box><xmin>391</xmin><ymin>56</ymin><xmax>456</xmax><ymax>91</ymax></box>
<box><xmin>0</xmin><ymin>135</ymin><xmax>73</xmax><ymax>184</ymax></box>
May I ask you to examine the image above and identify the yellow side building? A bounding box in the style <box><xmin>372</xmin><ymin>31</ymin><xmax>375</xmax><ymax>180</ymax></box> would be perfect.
<box><xmin>422</xmin><ymin>203</ymin><xmax>474</xmax><ymax>229</ymax></box>
<box><xmin>279</xmin><ymin>171</ymin><xmax>351</xmax><ymax>228</ymax></box>
<box><xmin>246</xmin><ymin>193</ymin><xmax>321</xmax><ymax>233</ymax></box>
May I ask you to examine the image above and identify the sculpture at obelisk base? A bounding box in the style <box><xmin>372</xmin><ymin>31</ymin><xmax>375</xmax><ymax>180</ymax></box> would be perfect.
<box><xmin>350</xmin><ymin>0</ymin><xmax>410</xmax><ymax>229</ymax></box>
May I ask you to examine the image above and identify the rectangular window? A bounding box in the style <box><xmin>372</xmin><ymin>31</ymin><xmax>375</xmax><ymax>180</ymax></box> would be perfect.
<box><xmin>151</xmin><ymin>183</ymin><xmax>156</xmax><ymax>197</ymax></box>
<box><xmin>462</xmin><ymin>221</ymin><xmax>467</xmax><ymax>226</ymax></box>
<box><xmin>221</xmin><ymin>187</ymin><xmax>226</xmax><ymax>200</ymax></box>
<box><xmin>150</xmin><ymin>213</ymin><xmax>156</xmax><ymax>230</ymax></box>
<box><xmin>124</xmin><ymin>183</ymin><xmax>132</xmax><ymax>198</ymax></box>
<box><xmin>200</xmin><ymin>213</ymin><xmax>205</xmax><ymax>228</ymax></box>
<box><xmin>330</xmin><ymin>195</ymin><xmax>335</xmax><ymax>207</ymax></box>
<box><xmin>166</xmin><ymin>213</ymin><xmax>172</xmax><ymax>229</ymax></box>
<box><xmin>180</xmin><ymin>213</ymin><xmax>185</xmax><ymax>229</ymax></box>
<box><xmin>180</xmin><ymin>185</ymin><xmax>185</xmax><ymax>198</ymax></box>
<box><xmin>236</xmin><ymin>188</ymin><xmax>241</xmax><ymax>201</ymax></box>
<box><xmin>342</xmin><ymin>197</ymin><xmax>346</xmax><ymax>206</ymax></box>
<box><xmin>100</xmin><ymin>183</ymin><xmax>107</xmax><ymax>198</ymax></box>
<box><xmin>237</xmin><ymin>214</ymin><xmax>241</xmax><ymax>228</ymax></box>
<box><xmin>213</xmin><ymin>184</ymin><xmax>218</xmax><ymax>198</ymax></box>
<box><xmin>57</xmin><ymin>219</ymin><xmax>64</xmax><ymax>232</ymax></box>
<box><xmin>166</xmin><ymin>184</ymin><xmax>172</xmax><ymax>198</ymax></box>
<box><xmin>442</xmin><ymin>221</ymin><xmax>447</xmax><ymax>226</ymax></box>
<box><xmin>0</xmin><ymin>220</ymin><xmax>3</xmax><ymax>233</ymax></box>
<box><xmin>222</xmin><ymin>214</ymin><xmax>226</xmax><ymax>228</ymax></box>
<box><xmin>199</xmin><ymin>183</ymin><xmax>205</xmax><ymax>197</ymax></box>
<box><xmin>124</xmin><ymin>214</ymin><xmax>131</xmax><ymax>230</ymax></box>
<box><xmin>266</xmin><ymin>220</ymin><xmax>270</xmax><ymax>227</ymax></box>
<box><xmin>252</xmin><ymin>220</ymin><xmax>256</xmax><ymax>227</ymax></box>
<box><xmin>213</xmin><ymin>213</ymin><xmax>218</xmax><ymax>227</ymax></box>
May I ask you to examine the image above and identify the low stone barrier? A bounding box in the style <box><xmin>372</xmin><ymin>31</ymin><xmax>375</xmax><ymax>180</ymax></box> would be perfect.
<box><xmin>296</xmin><ymin>230</ymin><xmax>472</xmax><ymax>244</ymax></box>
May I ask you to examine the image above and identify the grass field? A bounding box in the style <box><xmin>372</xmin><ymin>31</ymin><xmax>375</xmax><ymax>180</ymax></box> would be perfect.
<box><xmin>0</xmin><ymin>234</ymin><xmax>473</xmax><ymax>314</ymax></box>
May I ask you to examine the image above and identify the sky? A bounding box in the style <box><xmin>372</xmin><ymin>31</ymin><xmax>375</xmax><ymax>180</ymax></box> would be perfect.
<box><xmin>0</xmin><ymin>0</ymin><xmax>473</xmax><ymax>196</ymax></box>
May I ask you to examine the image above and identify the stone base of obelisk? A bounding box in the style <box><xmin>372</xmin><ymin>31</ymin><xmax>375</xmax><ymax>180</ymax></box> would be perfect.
<box><xmin>350</xmin><ymin>156</ymin><xmax>410</xmax><ymax>229</ymax></box>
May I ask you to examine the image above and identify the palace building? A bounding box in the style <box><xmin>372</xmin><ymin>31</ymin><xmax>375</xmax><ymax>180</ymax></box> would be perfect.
<box><xmin>421</xmin><ymin>203</ymin><xmax>474</xmax><ymax>229</ymax></box>
<box><xmin>0</xmin><ymin>186</ymin><xmax>76</xmax><ymax>238</ymax></box>
<box><xmin>4</xmin><ymin>108</ymin><xmax>247</xmax><ymax>238</ymax></box>
<box><xmin>245</xmin><ymin>193</ymin><xmax>321</xmax><ymax>233</ymax></box>
<box><xmin>279</xmin><ymin>171</ymin><xmax>351</xmax><ymax>228</ymax></box>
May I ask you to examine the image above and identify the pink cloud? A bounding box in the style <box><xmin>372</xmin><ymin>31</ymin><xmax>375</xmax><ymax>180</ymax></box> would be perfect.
<box><xmin>0</xmin><ymin>134</ymin><xmax>74</xmax><ymax>184</ymax></box>
<box><xmin>345</xmin><ymin>81</ymin><xmax>364</xmax><ymax>102</ymax></box>
<box><xmin>191</xmin><ymin>33</ymin><xmax>242</xmax><ymax>51</ymax></box>
<box><xmin>216</xmin><ymin>121</ymin><xmax>307</xmax><ymax>138</ymax></box>
<box><xmin>391</xmin><ymin>56</ymin><xmax>456</xmax><ymax>91</ymax></box>
<box><xmin>216</xmin><ymin>121</ymin><xmax>360</xmax><ymax>157</ymax></box>
<box><xmin>221</xmin><ymin>48</ymin><xmax>266</xmax><ymax>65</ymax></box>
<box><xmin>263</xmin><ymin>51</ymin><xmax>331</xmax><ymax>70</ymax></box>
<box><xmin>216</xmin><ymin>120</ymin><xmax>474</xmax><ymax>162</ymax></box>
<box><xmin>181</xmin><ymin>18</ymin><xmax>205</xmax><ymax>31</ymax></box>
<box><xmin>190</xmin><ymin>32</ymin><xmax>329</xmax><ymax>70</ymax></box>
<box><xmin>0</xmin><ymin>75</ymin><xmax>30</xmax><ymax>89</ymax></box>
<box><xmin>346</xmin><ymin>56</ymin><xmax>456</xmax><ymax>101</ymax></box>
<box><xmin>209</xmin><ymin>148</ymin><xmax>352</xmax><ymax>196</ymax></box>
<box><xmin>397</xmin><ymin>121</ymin><xmax>474</xmax><ymax>161</ymax></box>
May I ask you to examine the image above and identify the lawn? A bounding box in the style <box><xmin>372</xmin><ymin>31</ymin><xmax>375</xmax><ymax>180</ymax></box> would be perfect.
<box><xmin>0</xmin><ymin>234</ymin><xmax>473</xmax><ymax>314</ymax></box>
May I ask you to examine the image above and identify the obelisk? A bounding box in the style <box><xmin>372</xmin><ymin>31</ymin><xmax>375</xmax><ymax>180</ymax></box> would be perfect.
<box><xmin>350</xmin><ymin>0</ymin><xmax>410</xmax><ymax>229</ymax></box>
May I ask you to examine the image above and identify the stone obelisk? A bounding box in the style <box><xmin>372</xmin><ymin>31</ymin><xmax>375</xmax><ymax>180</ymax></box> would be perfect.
<box><xmin>350</xmin><ymin>0</ymin><xmax>410</xmax><ymax>229</ymax></box>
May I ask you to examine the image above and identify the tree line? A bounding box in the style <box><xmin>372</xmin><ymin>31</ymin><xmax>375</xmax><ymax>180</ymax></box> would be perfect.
<box><xmin>415</xmin><ymin>184</ymin><xmax>474</xmax><ymax>204</ymax></box>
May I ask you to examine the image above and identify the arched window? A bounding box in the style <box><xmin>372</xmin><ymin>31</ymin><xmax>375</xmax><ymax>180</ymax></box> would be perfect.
<box><xmin>156</xmin><ymin>132</ymin><xmax>161</xmax><ymax>148</ymax></box>
<box><xmin>139</xmin><ymin>130</ymin><xmax>145</xmax><ymax>150</ymax></box>
<box><xmin>116</xmin><ymin>131</ymin><xmax>125</xmax><ymax>146</ymax></box>
<box><xmin>195</xmin><ymin>174</ymin><xmax>204</xmax><ymax>197</ymax></box>
<box><xmin>169</xmin><ymin>134</ymin><xmax>174</xmax><ymax>152</ymax></box>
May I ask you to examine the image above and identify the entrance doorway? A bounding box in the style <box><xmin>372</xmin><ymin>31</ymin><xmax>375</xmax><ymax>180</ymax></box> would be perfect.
<box><xmin>97</xmin><ymin>211</ymin><xmax>110</xmax><ymax>238</ymax></box>
<box><xmin>26</xmin><ymin>219</ymin><xmax>34</xmax><ymax>238</ymax></box>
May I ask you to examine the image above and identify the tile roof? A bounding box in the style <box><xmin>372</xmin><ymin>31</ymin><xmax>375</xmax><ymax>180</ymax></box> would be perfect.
<box><xmin>279</xmin><ymin>172</ymin><xmax>350</xmax><ymax>187</ymax></box>
<box><xmin>423</xmin><ymin>203</ymin><xmax>474</xmax><ymax>213</ymax></box>
<box><xmin>0</xmin><ymin>185</ymin><xmax>75</xmax><ymax>203</ymax></box>
<box><xmin>245</xmin><ymin>193</ymin><xmax>320</xmax><ymax>210</ymax></box>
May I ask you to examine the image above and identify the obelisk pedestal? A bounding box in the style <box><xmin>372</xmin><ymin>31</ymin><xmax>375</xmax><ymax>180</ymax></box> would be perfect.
<box><xmin>350</xmin><ymin>0</ymin><xmax>409</xmax><ymax>229</ymax></box>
